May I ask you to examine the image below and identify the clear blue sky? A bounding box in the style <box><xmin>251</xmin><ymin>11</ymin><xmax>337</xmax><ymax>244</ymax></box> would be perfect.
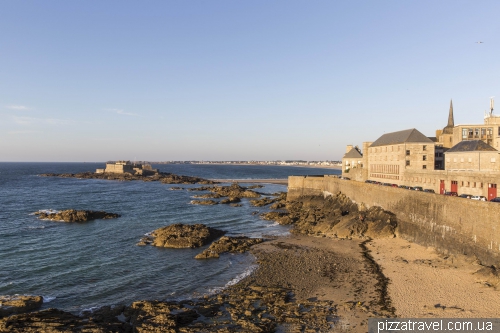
<box><xmin>1</xmin><ymin>1</ymin><xmax>499</xmax><ymax>162</ymax></box>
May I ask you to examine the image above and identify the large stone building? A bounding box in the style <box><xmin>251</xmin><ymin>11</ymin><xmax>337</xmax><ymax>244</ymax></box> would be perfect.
<box><xmin>342</xmin><ymin>100</ymin><xmax>500</xmax><ymax>200</ymax></box>
<box><xmin>96</xmin><ymin>161</ymin><xmax>159</xmax><ymax>176</ymax></box>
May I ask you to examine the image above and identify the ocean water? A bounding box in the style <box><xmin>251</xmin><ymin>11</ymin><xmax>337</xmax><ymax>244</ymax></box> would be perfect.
<box><xmin>0</xmin><ymin>163</ymin><xmax>340</xmax><ymax>313</ymax></box>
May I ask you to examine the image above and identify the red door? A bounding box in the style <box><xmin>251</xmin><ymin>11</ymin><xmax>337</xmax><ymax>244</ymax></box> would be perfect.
<box><xmin>440</xmin><ymin>180</ymin><xmax>445</xmax><ymax>194</ymax></box>
<box><xmin>488</xmin><ymin>184</ymin><xmax>497</xmax><ymax>200</ymax></box>
<box><xmin>451</xmin><ymin>181</ymin><xmax>458</xmax><ymax>193</ymax></box>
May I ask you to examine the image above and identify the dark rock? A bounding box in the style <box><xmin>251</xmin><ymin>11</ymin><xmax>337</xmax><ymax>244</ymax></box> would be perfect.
<box><xmin>34</xmin><ymin>209</ymin><xmax>120</xmax><ymax>222</ymax></box>
<box><xmin>195</xmin><ymin>236</ymin><xmax>264</xmax><ymax>259</ymax></box>
<box><xmin>0</xmin><ymin>295</ymin><xmax>43</xmax><ymax>318</ymax></box>
<box><xmin>190</xmin><ymin>200</ymin><xmax>218</xmax><ymax>205</ymax></box>
<box><xmin>220</xmin><ymin>197</ymin><xmax>241</xmax><ymax>204</ymax></box>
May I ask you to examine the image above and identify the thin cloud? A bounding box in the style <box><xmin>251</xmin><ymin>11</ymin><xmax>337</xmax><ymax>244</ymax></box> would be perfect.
<box><xmin>104</xmin><ymin>108</ymin><xmax>138</xmax><ymax>116</ymax></box>
<box><xmin>13</xmin><ymin>116</ymin><xmax>73</xmax><ymax>126</ymax></box>
<box><xmin>5</xmin><ymin>105</ymin><xmax>32</xmax><ymax>111</ymax></box>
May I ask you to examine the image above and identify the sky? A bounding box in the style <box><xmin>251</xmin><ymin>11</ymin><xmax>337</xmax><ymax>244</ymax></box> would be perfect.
<box><xmin>1</xmin><ymin>1</ymin><xmax>500</xmax><ymax>162</ymax></box>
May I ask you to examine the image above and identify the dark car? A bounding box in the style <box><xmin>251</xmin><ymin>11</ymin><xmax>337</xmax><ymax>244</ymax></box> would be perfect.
<box><xmin>423</xmin><ymin>189</ymin><xmax>435</xmax><ymax>193</ymax></box>
<box><xmin>412</xmin><ymin>186</ymin><xmax>423</xmax><ymax>191</ymax></box>
<box><xmin>444</xmin><ymin>191</ymin><xmax>458</xmax><ymax>196</ymax></box>
<box><xmin>398</xmin><ymin>185</ymin><xmax>409</xmax><ymax>189</ymax></box>
<box><xmin>490</xmin><ymin>197</ymin><xmax>500</xmax><ymax>202</ymax></box>
<box><xmin>458</xmin><ymin>194</ymin><xmax>472</xmax><ymax>199</ymax></box>
<box><xmin>382</xmin><ymin>183</ymin><xmax>391</xmax><ymax>186</ymax></box>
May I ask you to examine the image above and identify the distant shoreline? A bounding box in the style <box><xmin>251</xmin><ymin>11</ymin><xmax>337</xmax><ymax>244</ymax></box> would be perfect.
<box><xmin>183</xmin><ymin>163</ymin><xmax>342</xmax><ymax>170</ymax></box>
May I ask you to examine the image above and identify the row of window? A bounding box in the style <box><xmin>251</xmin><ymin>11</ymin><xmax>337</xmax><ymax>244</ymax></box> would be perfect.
<box><xmin>372</xmin><ymin>145</ymin><xmax>428</xmax><ymax>154</ymax></box>
<box><xmin>460</xmin><ymin>127</ymin><xmax>496</xmax><ymax>139</ymax></box>
<box><xmin>446</xmin><ymin>157</ymin><xmax>497</xmax><ymax>163</ymax></box>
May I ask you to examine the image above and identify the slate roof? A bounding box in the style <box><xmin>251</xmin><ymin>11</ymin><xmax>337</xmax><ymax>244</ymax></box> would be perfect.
<box><xmin>343</xmin><ymin>147</ymin><xmax>363</xmax><ymax>158</ymax></box>
<box><xmin>370</xmin><ymin>129</ymin><xmax>434</xmax><ymax>147</ymax></box>
<box><xmin>446</xmin><ymin>140</ymin><xmax>497</xmax><ymax>153</ymax></box>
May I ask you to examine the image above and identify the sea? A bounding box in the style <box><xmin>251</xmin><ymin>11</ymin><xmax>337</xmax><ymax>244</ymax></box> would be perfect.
<box><xmin>0</xmin><ymin>163</ymin><xmax>340</xmax><ymax>313</ymax></box>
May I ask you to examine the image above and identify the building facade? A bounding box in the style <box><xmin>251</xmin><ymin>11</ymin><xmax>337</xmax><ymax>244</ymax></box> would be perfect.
<box><xmin>342</xmin><ymin>100</ymin><xmax>500</xmax><ymax>200</ymax></box>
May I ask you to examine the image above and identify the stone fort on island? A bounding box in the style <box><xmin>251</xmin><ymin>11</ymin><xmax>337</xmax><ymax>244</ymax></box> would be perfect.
<box><xmin>96</xmin><ymin>161</ymin><xmax>159</xmax><ymax>176</ymax></box>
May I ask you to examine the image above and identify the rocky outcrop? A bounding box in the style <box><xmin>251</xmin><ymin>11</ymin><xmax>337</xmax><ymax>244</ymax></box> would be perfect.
<box><xmin>195</xmin><ymin>236</ymin><xmax>264</xmax><ymax>259</ymax></box>
<box><xmin>34</xmin><ymin>210</ymin><xmax>120</xmax><ymax>222</ymax></box>
<box><xmin>190</xmin><ymin>200</ymin><xmax>218</xmax><ymax>205</ymax></box>
<box><xmin>40</xmin><ymin>172</ymin><xmax>215</xmax><ymax>185</ymax></box>
<box><xmin>148</xmin><ymin>224</ymin><xmax>226</xmax><ymax>248</ymax></box>
<box><xmin>168</xmin><ymin>187</ymin><xmax>184</xmax><ymax>190</ymax></box>
<box><xmin>262</xmin><ymin>192</ymin><xmax>397</xmax><ymax>239</ymax></box>
<box><xmin>189</xmin><ymin>183</ymin><xmax>261</xmax><ymax>199</ymax></box>
<box><xmin>219</xmin><ymin>197</ymin><xmax>241</xmax><ymax>205</ymax></box>
<box><xmin>0</xmin><ymin>295</ymin><xmax>43</xmax><ymax>318</ymax></box>
<box><xmin>249</xmin><ymin>197</ymin><xmax>278</xmax><ymax>207</ymax></box>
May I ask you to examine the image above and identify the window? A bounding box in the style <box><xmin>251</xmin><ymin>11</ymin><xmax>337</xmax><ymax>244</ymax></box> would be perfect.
<box><xmin>473</xmin><ymin>182</ymin><xmax>476</xmax><ymax>188</ymax></box>
<box><xmin>423</xmin><ymin>155</ymin><xmax>427</xmax><ymax>161</ymax></box>
<box><xmin>406</xmin><ymin>150</ymin><xmax>410</xmax><ymax>156</ymax></box>
<box><xmin>406</xmin><ymin>160</ymin><xmax>410</xmax><ymax>166</ymax></box>
<box><xmin>422</xmin><ymin>165</ymin><xmax>427</xmax><ymax>169</ymax></box>
<box><xmin>423</xmin><ymin>145</ymin><xmax>427</xmax><ymax>151</ymax></box>
<box><xmin>491</xmin><ymin>158</ymin><xmax>497</xmax><ymax>163</ymax></box>
<box><xmin>462</xmin><ymin>128</ymin><xmax>468</xmax><ymax>139</ymax></box>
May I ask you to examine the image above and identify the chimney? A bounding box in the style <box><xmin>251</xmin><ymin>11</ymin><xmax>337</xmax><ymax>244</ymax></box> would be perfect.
<box><xmin>346</xmin><ymin>145</ymin><xmax>353</xmax><ymax>154</ymax></box>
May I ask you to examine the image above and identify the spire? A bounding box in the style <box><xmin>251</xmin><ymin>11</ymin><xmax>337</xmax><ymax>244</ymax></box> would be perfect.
<box><xmin>447</xmin><ymin>99</ymin><xmax>454</xmax><ymax>127</ymax></box>
<box><xmin>442</xmin><ymin>99</ymin><xmax>455</xmax><ymax>134</ymax></box>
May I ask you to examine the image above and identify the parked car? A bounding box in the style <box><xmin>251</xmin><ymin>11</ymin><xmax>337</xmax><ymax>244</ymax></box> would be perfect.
<box><xmin>412</xmin><ymin>186</ymin><xmax>423</xmax><ymax>191</ymax></box>
<box><xmin>382</xmin><ymin>183</ymin><xmax>391</xmax><ymax>186</ymax></box>
<box><xmin>458</xmin><ymin>194</ymin><xmax>472</xmax><ymax>199</ymax></box>
<box><xmin>391</xmin><ymin>184</ymin><xmax>398</xmax><ymax>188</ymax></box>
<box><xmin>423</xmin><ymin>189</ymin><xmax>435</xmax><ymax>193</ymax></box>
<box><xmin>471</xmin><ymin>195</ymin><xmax>487</xmax><ymax>201</ymax></box>
<box><xmin>490</xmin><ymin>197</ymin><xmax>500</xmax><ymax>202</ymax></box>
<box><xmin>398</xmin><ymin>185</ymin><xmax>409</xmax><ymax>189</ymax></box>
<box><xmin>444</xmin><ymin>191</ymin><xmax>458</xmax><ymax>196</ymax></box>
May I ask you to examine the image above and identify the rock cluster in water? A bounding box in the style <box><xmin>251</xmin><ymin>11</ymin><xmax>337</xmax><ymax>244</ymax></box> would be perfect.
<box><xmin>188</xmin><ymin>183</ymin><xmax>261</xmax><ymax>198</ymax></box>
<box><xmin>40</xmin><ymin>172</ymin><xmax>215</xmax><ymax>185</ymax></box>
<box><xmin>262</xmin><ymin>192</ymin><xmax>397</xmax><ymax>239</ymax></box>
<box><xmin>141</xmin><ymin>223</ymin><xmax>226</xmax><ymax>248</ymax></box>
<box><xmin>34</xmin><ymin>210</ymin><xmax>120</xmax><ymax>222</ymax></box>
<box><xmin>195</xmin><ymin>236</ymin><xmax>264</xmax><ymax>259</ymax></box>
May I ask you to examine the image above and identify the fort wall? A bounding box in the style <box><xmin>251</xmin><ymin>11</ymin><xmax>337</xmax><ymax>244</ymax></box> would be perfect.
<box><xmin>288</xmin><ymin>175</ymin><xmax>500</xmax><ymax>266</ymax></box>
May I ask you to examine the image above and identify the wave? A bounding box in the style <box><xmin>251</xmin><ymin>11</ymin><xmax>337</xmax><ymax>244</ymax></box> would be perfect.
<box><xmin>43</xmin><ymin>295</ymin><xmax>56</xmax><ymax>303</ymax></box>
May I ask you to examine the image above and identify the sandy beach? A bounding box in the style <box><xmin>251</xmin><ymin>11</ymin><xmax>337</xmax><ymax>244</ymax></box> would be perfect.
<box><xmin>369</xmin><ymin>237</ymin><xmax>500</xmax><ymax>318</ymax></box>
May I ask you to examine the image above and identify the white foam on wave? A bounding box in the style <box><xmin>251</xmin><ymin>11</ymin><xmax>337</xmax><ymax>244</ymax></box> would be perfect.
<box><xmin>225</xmin><ymin>264</ymin><xmax>257</xmax><ymax>287</ymax></box>
<box><xmin>265</xmin><ymin>221</ymin><xmax>280</xmax><ymax>227</ymax></box>
<box><xmin>30</xmin><ymin>209</ymin><xmax>60</xmax><ymax>216</ymax></box>
<box><xmin>208</xmin><ymin>264</ymin><xmax>257</xmax><ymax>294</ymax></box>
<box><xmin>43</xmin><ymin>295</ymin><xmax>56</xmax><ymax>303</ymax></box>
<box><xmin>27</xmin><ymin>226</ymin><xmax>45</xmax><ymax>229</ymax></box>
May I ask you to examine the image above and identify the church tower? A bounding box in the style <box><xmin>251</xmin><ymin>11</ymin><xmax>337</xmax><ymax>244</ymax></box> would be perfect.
<box><xmin>442</xmin><ymin>100</ymin><xmax>454</xmax><ymax>134</ymax></box>
<box><xmin>436</xmin><ymin>100</ymin><xmax>455</xmax><ymax>148</ymax></box>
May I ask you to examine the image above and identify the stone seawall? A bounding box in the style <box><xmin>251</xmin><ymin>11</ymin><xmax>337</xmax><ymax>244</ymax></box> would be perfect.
<box><xmin>288</xmin><ymin>175</ymin><xmax>500</xmax><ymax>267</ymax></box>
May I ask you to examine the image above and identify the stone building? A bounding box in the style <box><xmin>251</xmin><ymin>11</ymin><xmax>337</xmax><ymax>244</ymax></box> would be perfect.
<box><xmin>96</xmin><ymin>161</ymin><xmax>159</xmax><ymax>176</ymax></box>
<box><xmin>365</xmin><ymin>128</ymin><xmax>435</xmax><ymax>184</ymax></box>
<box><xmin>341</xmin><ymin>99</ymin><xmax>500</xmax><ymax>200</ymax></box>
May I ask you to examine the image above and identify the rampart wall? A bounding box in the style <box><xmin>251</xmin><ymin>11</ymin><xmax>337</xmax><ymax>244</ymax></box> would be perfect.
<box><xmin>288</xmin><ymin>175</ymin><xmax>500</xmax><ymax>266</ymax></box>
